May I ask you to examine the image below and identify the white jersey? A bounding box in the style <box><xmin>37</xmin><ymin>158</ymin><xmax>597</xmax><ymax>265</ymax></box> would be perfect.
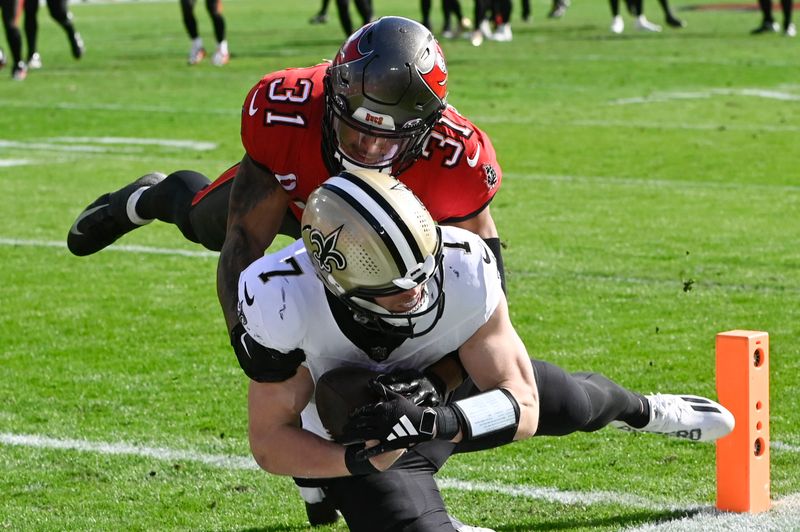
<box><xmin>237</xmin><ymin>225</ymin><xmax>502</xmax><ymax>440</ymax></box>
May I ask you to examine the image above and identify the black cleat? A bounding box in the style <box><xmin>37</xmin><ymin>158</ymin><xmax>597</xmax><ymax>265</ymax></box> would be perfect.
<box><xmin>665</xmin><ymin>15</ymin><xmax>685</xmax><ymax>28</ymax></box>
<box><xmin>305</xmin><ymin>499</ymin><xmax>339</xmax><ymax>526</ymax></box>
<box><xmin>67</xmin><ymin>173</ymin><xmax>165</xmax><ymax>256</ymax></box>
<box><xmin>70</xmin><ymin>32</ymin><xmax>85</xmax><ymax>59</ymax></box>
<box><xmin>750</xmin><ymin>21</ymin><xmax>779</xmax><ymax>34</ymax></box>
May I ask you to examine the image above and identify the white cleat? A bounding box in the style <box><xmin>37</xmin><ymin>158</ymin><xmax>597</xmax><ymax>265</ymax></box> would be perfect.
<box><xmin>491</xmin><ymin>23</ymin><xmax>513</xmax><ymax>42</ymax></box>
<box><xmin>479</xmin><ymin>19</ymin><xmax>493</xmax><ymax>38</ymax></box>
<box><xmin>635</xmin><ymin>15</ymin><xmax>662</xmax><ymax>32</ymax></box>
<box><xmin>212</xmin><ymin>48</ymin><xmax>230</xmax><ymax>66</ymax></box>
<box><xmin>470</xmin><ymin>30</ymin><xmax>484</xmax><ymax>47</ymax></box>
<box><xmin>786</xmin><ymin>23</ymin><xmax>797</xmax><ymax>37</ymax></box>
<box><xmin>611</xmin><ymin>394</ymin><xmax>735</xmax><ymax>442</ymax></box>
<box><xmin>28</xmin><ymin>52</ymin><xmax>42</xmax><ymax>69</ymax></box>
<box><xmin>188</xmin><ymin>43</ymin><xmax>206</xmax><ymax>65</ymax></box>
<box><xmin>610</xmin><ymin>15</ymin><xmax>624</xmax><ymax>34</ymax></box>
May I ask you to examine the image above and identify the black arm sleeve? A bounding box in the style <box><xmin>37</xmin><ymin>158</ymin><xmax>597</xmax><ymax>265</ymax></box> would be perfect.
<box><xmin>483</xmin><ymin>237</ymin><xmax>506</xmax><ymax>293</ymax></box>
<box><xmin>230</xmin><ymin>323</ymin><xmax>305</xmax><ymax>382</ymax></box>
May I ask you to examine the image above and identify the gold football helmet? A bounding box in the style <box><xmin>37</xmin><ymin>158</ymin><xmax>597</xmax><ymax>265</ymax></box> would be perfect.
<box><xmin>301</xmin><ymin>169</ymin><xmax>444</xmax><ymax>336</ymax></box>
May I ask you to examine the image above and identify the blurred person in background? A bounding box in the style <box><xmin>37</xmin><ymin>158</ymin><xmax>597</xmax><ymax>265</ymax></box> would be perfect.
<box><xmin>181</xmin><ymin>0</ymin><xmax>229</xmax><ymax>66</ymax></box>
<box><xmin>656</xmin><ymin>0</ymin><xmax>684</xmax><ymax>28</ymax></box>
<box><xmin>23</xmin><ymin>0</ymin><xmax>84</xmax><ymax>70</ymax></box>
<box><xmin>309</xmin><ymin>0</ymin><xmax>330</xmax><ymax>24</ymax></box>
<box><xmin>547</xmin><ymin>0</ymin><xmax>569</xmax><ymax>20</ymax></box>
<box><xmin>1</xmin><ymin>0</ymin><xmax>27</xmax><ymax>80</ymax></box>
<box><xmin>420</xmin><ymin>0</ymin><xmax>470</xmax><ymax>38</ymax></box>
<box><xmin>751</xmin><ymin>0</ymin><xmax>795</xmax><ymax>36</ymax></box>
<box><xmin>469</xmin><ymin>0</ymin><xmax>492</xmax><ymax>46</ymax></box>
<box><xmin>609</xmin><ymin>0</ymin><xmax>662</xmax><ymax>33</ymax></box>
<box><xmin>490</xmin><ymin>0</ymin><xmax>513</xmax><ymax>41</ymax></box>
<box><xmin>324</xmin><ymin>0</ymin><xmax>373</xmax><ymax>36</ymax></box>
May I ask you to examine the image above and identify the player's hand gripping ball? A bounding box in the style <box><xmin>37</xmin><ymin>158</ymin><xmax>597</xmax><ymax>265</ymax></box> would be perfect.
<box><xmin>315</xmin><ymin>367</ymin><xmax>445</xmax><ymax>443</ymax></box>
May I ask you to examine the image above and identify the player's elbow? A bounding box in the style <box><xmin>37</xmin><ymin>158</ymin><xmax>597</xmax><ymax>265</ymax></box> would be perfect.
<box><xmin>516</xmin><ymin>387</ymin><xmax>540</xmax><ymax>439</ymax></box>
<box><xmin>248</xmin><ymin>423</ymin><xmax>285</xmax><ymax>474</ymax></box>
<box><xmin>249</xmin><ymin>438</ymin><xmax>282</xmax><ymax>474</ymax></box>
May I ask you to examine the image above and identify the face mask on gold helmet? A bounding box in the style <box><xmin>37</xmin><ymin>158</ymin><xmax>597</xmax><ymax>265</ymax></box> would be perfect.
<box><xmin>301</xmin><ymin>169</ymin><xmax>445</xmax><ymax>337</ymax></box>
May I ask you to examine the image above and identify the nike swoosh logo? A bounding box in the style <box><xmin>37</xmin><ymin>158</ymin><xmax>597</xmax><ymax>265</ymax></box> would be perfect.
<box><xmin>240</xmin><ymin>334</ymin><xmax>252</xmax><ymax>359</ymax></box>
<box><xmin>248</xmin><ymin>89</ymin><xmax>259</xmax><ymax>117</ymax></box>
<box><xmin>466</xmin><ymin>144</ymin><xmax>481</xmax><ymax>168</ymax></box>
<box><xmin>481</xmin><ymin>244</ymin><xmax>492</xmax><ymax>264</ymax></box>
<box><xmin>243</xmin><ymin>283</ymin><xmax>255</xmax><ymax>306</ymax></box>
<box><xmin>69</xmin><ymin>204</ymin><xmax>108</xmax><ymax>236</ymax></box>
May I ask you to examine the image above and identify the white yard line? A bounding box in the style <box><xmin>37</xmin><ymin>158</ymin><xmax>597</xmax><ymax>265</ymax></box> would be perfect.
<box><xmin>0</xmin><ymin>237</ymin><xmax>218</xmax><ymax>258</ymax></box>
<box><xmin>612</xmin><ymin>88</ymin><xmax>800</xmax><ymax>105</ymax></box>
<box><xmin>0</xmin><ymin>99</ymin><xmax>235</xmax><ymax>115</ymax></box>
<box><xmin>0</xmin><ymin>137</ymin><xmax>217</xmax><ymax>153</ymax></box>
<box><xmin>0</xmin><ymin>432</ymin><xmax>697</xmax><ymax>512</ymax></box>
<box><xmin>1</xmin><ymin>431</ymin><xmax>797</xmax><ymax>526</ymax></box>
<box><xmin>624</xmin><ymin>494</ymin><xmax>800</xmax><ymax>532</ymax></box>
<box><xmin>437</xmin><ymin>478</ymin><xmax>697</xmax><ymax>512</ymax></box>
<box><xmin>0</xmin><ymin>159</ymin><xmax>33</xmax><ymax>167</ymax></box>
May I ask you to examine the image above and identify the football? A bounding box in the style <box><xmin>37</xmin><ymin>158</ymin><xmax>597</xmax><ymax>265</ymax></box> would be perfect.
<box><xmin>315</xmin><ymin>366</ymin><xmax>383</xmax><ymax>442</ymax></box>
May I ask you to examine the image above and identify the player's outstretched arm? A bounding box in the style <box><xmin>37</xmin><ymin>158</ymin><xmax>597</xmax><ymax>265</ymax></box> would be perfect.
<box><xmin>217</xmin><ymin>154</ymin><xmax>291</xmax><ymax>332</ymax></box>
<box><xmin>457</xmin><ymin>291</ymin><xmax>540</xmax><ymax>440</ymax></box>
<box><xmin>342</xmin><ymin>294</ymin><xmax>539</xmax><ymax>456</ymax></box>
<box><xmin>248</xmin><ymin>366</ymin><xmax>402</xmax><ymax>477</ymax></box>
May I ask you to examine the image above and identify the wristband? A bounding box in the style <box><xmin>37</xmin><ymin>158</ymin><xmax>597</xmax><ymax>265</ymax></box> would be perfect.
<box><xmin>451</xmin><ymin>388</ymin><xmax>520</xmax><ymax>440</ymax></box>
<box><xmin>344</xmin><ymin>444</ymin><xmax>380</xmax><ymax>476</ymax></box>
<box><xmin>433</xmin><ymin>406</ymin><xmax>461</xmax><ymax>440</ymax></box>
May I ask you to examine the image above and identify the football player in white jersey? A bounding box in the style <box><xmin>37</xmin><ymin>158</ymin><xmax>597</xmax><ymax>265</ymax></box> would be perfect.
<box><xmin>238</xmin><ymin>169</ymin><xmax>734</xmax><ymax>531</ymax></box>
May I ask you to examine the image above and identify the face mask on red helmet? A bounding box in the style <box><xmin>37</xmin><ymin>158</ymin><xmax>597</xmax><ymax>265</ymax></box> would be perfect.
<box><xmin>322</xmin><ymin>16</ymin><xmax>448</xmax><ymax>175</ymax></box>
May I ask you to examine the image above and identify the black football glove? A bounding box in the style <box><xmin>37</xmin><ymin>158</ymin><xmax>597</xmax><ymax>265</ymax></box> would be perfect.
<box><xmin>375</xmin><ymin>369</ymin><xmax>445</xmax><ymax>407</ymax></box>
<box><xmin>341</xmin><ymin>381</ymin><xmax>460</xmax><ymax>457</ymax></box>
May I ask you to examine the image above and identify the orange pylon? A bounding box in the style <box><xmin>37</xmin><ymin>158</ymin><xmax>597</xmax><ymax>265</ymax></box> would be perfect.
<box><xmin>715</xmin><ymin>330</ymin><xmax>770</xmax><ymax>513</ymax></box>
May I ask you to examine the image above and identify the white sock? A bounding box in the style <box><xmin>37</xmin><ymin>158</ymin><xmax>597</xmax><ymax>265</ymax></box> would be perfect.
<box><xmin>192</xmin><ymin>37</ymin><xmax>203</xmax><ymax>49</ymax></box>
<box><xmin>218</xmin><ymin>40</ymin><xmax>228</xmax><ymax>55</ymax></box>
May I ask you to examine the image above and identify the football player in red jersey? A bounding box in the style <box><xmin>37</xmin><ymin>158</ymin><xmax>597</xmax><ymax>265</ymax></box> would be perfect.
<box><xmin>68</xmin><ymin>16</ymin><xmax>505</xmax><ymax>334</ymax></box>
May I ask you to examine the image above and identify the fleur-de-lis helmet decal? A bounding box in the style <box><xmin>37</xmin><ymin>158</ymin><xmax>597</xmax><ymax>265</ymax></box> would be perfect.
<box><xmin>308</xmin><ymin>225</ymin><xmax>347</xmax><ymax>273</ymax></box>
<box><xmin>301</xmin><ymin>168</ymin><xmax>445</xmax><ymax>339</ymax></box>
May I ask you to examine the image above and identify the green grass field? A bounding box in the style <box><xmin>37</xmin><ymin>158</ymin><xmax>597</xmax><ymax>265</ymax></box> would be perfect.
<box><xmin>1</xmin><ymin>0</ymin><xmax>799</xmax><ymax>529</ymax></box>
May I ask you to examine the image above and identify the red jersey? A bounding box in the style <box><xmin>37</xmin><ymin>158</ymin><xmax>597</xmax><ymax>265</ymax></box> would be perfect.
<box><xmin>237</xmin><ymin>63</ymin><xmax>502</xmax><ymax>223</ymax></box>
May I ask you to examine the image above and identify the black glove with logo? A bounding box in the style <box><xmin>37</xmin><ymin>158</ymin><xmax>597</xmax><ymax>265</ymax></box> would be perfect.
<box><xmin>341</xmin><ymin>380</ymin><xmax>460</xmax><ymax>457</ymax></box>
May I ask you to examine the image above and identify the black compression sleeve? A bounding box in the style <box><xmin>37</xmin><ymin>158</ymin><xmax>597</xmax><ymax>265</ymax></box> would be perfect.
<box><xmin>483</xmin><ymin>237</ymin><xmax>506</xmax><ymax>293</ymax></box>
<box><xmin>229</xmin><ymin>323</ymin><xmax>305</xmax><ymax>382</ymax></box>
